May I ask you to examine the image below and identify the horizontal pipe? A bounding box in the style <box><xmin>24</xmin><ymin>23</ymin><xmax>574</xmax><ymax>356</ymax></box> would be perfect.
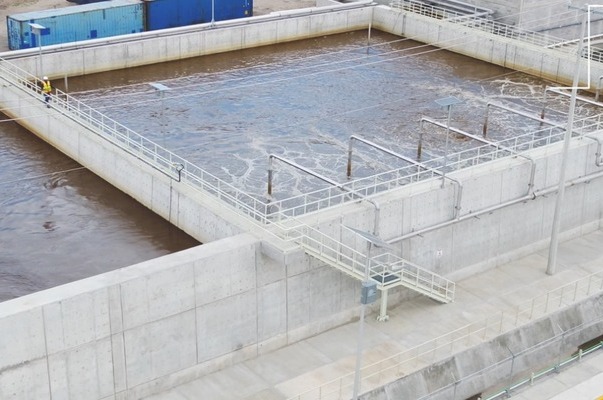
<box><xmin>388</xmin><ymin>167</ymin><xmax>603</xmax><ymax>244</ymax></box>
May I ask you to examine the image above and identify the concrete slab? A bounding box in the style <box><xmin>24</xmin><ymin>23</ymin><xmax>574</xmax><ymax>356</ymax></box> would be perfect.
<box><xmin>144</xmin><ymin>229</ymin><xmax>603</xmax><ymax>400</ymax></box>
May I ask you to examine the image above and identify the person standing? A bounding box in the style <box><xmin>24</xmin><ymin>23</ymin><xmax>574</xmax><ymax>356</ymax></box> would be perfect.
<box><xmin>42</xmin><ymin>76</ymin><xmax>52</xmax><ymax>108</ymax></box>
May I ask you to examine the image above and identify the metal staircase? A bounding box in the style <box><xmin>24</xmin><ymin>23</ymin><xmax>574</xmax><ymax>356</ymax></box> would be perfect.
<box><xmin>278</xmin><ymin>221</ymin><xmax>455</xmax><ymax>303</ymax></box>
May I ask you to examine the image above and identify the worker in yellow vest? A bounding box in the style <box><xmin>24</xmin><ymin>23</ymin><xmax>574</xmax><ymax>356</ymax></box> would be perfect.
<box><xmin>41</xmin><ymin>76</ymin><xmax>52</xmax><ymax>108</ymax></box>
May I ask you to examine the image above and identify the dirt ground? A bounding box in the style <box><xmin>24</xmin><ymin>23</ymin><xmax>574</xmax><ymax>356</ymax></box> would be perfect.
<box><xmin>0</xmin><ymin>0</ymin><xmax>316</xmax><ymax>51</ymax></box>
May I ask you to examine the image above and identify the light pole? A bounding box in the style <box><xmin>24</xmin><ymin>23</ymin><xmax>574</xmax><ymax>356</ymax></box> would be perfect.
<box><xmin>149</xmin><ymin>82</ymin><xmax>170</xmax><ymax>148</ymax></box>
<box><xmin>346</xmin><ymin>227</ymin><xmax>390</xmax><ymax>400</ymax></box>
<box><xmin>435</xmin><ymin>96</ymin><xmax>462</xmax><ymax>187</ymax></box>
<box><xmin>546</xmin><ymin>8</ymin><xmax>589</xmax><ymax>275</ymax></box>
<box><xmin>28</xmin><ymin>23</ymin><xmax>46</xmax><ymax>78</ymax></box>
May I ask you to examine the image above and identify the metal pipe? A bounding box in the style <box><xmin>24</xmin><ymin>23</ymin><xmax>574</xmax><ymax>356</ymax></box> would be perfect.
<box><xmin>417</xmin><ymin>128</ymin><xmax>424</xmax><ymax>159</ymax></box>
<box><xmin>352</xmin><ymin>240</ymin><xmax>372</xmax><ymax>400</ymax></box>
<box><xmin>585</xmin><ymin>134</ymin><xmax>603</xmax><ymax>166</ymax></box>
<box><xmin>349</xmin><ymin>135</ymin><xmax>463</xmax><ymax>218</ymax></box>
<box><xmin>442</xmin><ymin>104</ymin><xmax>453</xmax><ymax>187</ymax></box>
<box><xmin>547</xmin><ymin>10</ymin><xmax>588</xmax><ymax>276</ymax></box>
<box><xmin>378</xmin><ymin>289</ymin><xmax>389</xmax><ymax>321</ymax></box>
<box><xmin>596</xmin><ymin>75</ymin><xmax>603</xmax><ymax>102</ymax></box>
<box><xmin>540</xmin><ymin>87</ymin><xmax>603</xmax><ymax>121</ymax></box>
<box><xmin>482</xmin><ymin>102</ymin><xmax>564</xmax><ymax>137</ymax></box>
<box><xmin>421</xmin><ymin>117</ymin><xmax>536</xmax><ymax>195</ymax></box>
<box><xmin>269</xmin><ymin>153</ymin><xmax>381</xmax><ymax>234</ymax></box>
<box><xmin>387</xmin><ymin>166</ymin><xmax>603</xmax><ymax>244</ymax></box>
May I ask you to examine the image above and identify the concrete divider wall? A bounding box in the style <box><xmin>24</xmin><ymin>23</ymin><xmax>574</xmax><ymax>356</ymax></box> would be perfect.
<box><xmin>372</xmin><ymin>6</ymin><xmax>603</xmax><ymax>90</ymax></box>
<box><xmin>360</xmin><ymin>292</ymin><xmax>603</xmax><ymax>400</ymax></box>
<box><xmin>1</xmin><ymin>6</ymin><xmax>603</xmax><ymax>399</ymax></box>
<box><xmin>0</xmin><ymin>230</ymin><xmax>372</xmax><ymax>399</ymax></box>
<box><xmin>4</xmin><ymin>4</ymin><xmax>601</xmax><ymax>89</ymax></box>
<box><xmin>307</xmin><ymin>134</ymin><xmax>603</xmax><ymax>281</ymax></box>
<box><xmin>1</xmin><ymin>5</ymin><xmax>373</xmax><ymax>79</ymax></box>
<box><xmin>0</xmin><ymin>79</ymin><xmax>261</xmax><ymax>244</ymax></box>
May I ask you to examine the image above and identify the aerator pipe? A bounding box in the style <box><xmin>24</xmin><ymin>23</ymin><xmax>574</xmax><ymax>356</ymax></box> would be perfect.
<box><xmin>420</xmin><ymin>117</ymin><xmax>536</xmax><ymax>195</ymax></box>
<box><xmin>483</xmin><ymin>102</ymin><xmax>564</xmax><ymax>137</ymax></box>
<box><xmin>585</xmin><ymin>134</ymin><xmax>603</xmax><ymax>166</ymax></box>
<box><xmin>268</xmin><ymin>153</ymin><xmax>380</xmax><ymax>234</ymax></box>
<box><xmin>388</xmin><ymin>168</ymin><xmax>603</xmax><ymax>244</ymax></box>
<box><xmin>348</xmin><ymin>135</ymin><xmax>463</xmax><ymax>218</ymax></box>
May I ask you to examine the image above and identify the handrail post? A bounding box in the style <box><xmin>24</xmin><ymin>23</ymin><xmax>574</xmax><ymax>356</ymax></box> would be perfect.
<box><xmin>347</xmin><ymin>137</ymin><xmax>354</xmax><ymax>178</ymax></box>
<box><xmin>482</xmin><ymin>103</ymin><xmax>491</xmax><ymax>137</ymax></box>
<box><xmin>267</xmin><ymin>155</ymin><xmax>274</xmax><ymax>196</ymax></box>
<box><xmin>417</xmin><ymin>127</ymin><xmax>424</xmax><ymax>159</ymax></box>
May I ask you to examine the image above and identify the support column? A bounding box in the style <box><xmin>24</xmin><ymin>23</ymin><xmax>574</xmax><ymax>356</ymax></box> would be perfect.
<box><xmin>377</xmin><ymin>289</ymin><xmax>389</xmax><ymax>322</ymax></box>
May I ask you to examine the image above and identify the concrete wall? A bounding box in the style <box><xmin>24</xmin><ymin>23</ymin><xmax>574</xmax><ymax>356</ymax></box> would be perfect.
<box><xmin>304</xmin><ymin>133</ymin><xmax>603</xmax><ymax>282</ymax></box>
<box><xmin>0</xmin><ymin>232</ymin><xmax>371</xmax><ymax>400</ymax></box>
<box><xmin>372</xmin><ymin>6</ymin><xmax>603</xmax><ymax>89</ymax></box>
<box><xmin>3</xmin><ymin>2</ymin><xmax>602</xmax><ymax>90</ymax></box>
<box><xmin>0</xmin><ymin>77</ymin><xmax>259</xmax><ymax>244</ymax></box>
<box><xmin>361</xmin><ymin>291</ymin><xmax>603</xmax><ymax>399</ymax></box>
<box><xmin>0</xmin><ymin>2</ymin><xmax>373</xmax><ymax>80</ymax></box>
<box><xmin>1</xmin><ymin>6</ymin><xmax>602</xmax><ymax>400</ymax></box>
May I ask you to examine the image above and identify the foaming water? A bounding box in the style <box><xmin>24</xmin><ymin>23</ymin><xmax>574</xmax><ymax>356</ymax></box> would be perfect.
<box><xmin>2</xmin><ymin>29</ymin><xmax>600</xmax><ymax>300</ymax></box>
<box><xmin>69</xmin><ymin>30</ymin><xmax>601</xmax><ymax>202</ymax></box>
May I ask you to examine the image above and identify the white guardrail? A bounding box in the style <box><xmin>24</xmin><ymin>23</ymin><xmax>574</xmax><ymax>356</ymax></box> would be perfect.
<box><xmin>389</xmin><ymin>0</ymin><xmax>603</xmax><ymax>63</ymax></box>
<box><xmin>0</xmin><ymin>56</ymin><xmax>456</xmax><ymax>303</ymax></box>
<box><xmin>1</xmin><ymin>15</ymin><xmax>602</xmax><ymax>399</ymax></box>
<box><xmin>286</xmin><ymin>271</ymin><xmax>603</xmax><ymax>400</ymax></box>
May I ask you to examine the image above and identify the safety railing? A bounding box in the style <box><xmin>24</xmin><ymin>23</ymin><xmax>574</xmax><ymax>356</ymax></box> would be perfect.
<box><xmin>286</xmin><ymin>270</ymin><xmax>603</xmax><ymax>400</ymax></box>
<box><xmin>390</xmin><ymin>0</ymin><xmax>603</xmax><ymax>64</ymax></box>
<box><xmin>278</xmin><ymin>220</ymin><xmax>455</xmax><ymax>303</ymax></box>
<box><xmin>483</xmin><ymin>341</ymin><xmax>603</xmax><ymax>400</ymax></box>
<box><xmin>389</xmin><ymin>0</ymin><xmax>492</xmax><ymax>20</ymax></box>
<box><xmin>268</xmin><ymin>110</ymin><xmax>603</xmax><ymax>219</ymax></box>
<box><xmin>268</xmin><ymin>164</ymin><xmax>439</xmax><ymax>219</ymax></box>
<box><xmin>4</xmin><ymin>55</ymin><xmax>601</xmax><ymax>229</ymax></box>
<box><xmin>390</xmin><ymin>0</ymin><xmax>460</xmax><ymax>20</ymax></box>
<box><xmin>0</xmin><ymin>58</ymin><xmax>273</xmax><ymax>225</ymax></box>
<box><xmin>0</xmin><ymin>55</ymin><xmax>457</xmax><ymax>307</ymax></box>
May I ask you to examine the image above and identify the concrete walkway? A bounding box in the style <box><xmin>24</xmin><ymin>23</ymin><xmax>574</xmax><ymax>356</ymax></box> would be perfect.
<box><xmin>146</xmin><ymin>229</ymin><xmax>603</xmax><ymax>400</ymax></box>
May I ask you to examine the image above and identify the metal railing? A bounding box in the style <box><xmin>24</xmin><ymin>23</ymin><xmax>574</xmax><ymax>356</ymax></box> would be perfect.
<box><xmin>0</xmin><ymin>56</ymin><xmax>457</xmax><ymax>304</ymax></box>
<box><xmin>389</xmin><ymin>0</ymin><xmax>603</xmax><ymax>63</ymax></box>
<box><xmin>271</xmin><ymin>112</ymin><xmax>603</xmax><ymax>219</ymax></box>
<box><xmin>0</xmin><ymin>58</ymin><xmax>273</xmax><ymax>225</ymax></box>
<box><xmin>286</xmin><ymin>270</ymin><xmax>603</xmax><ymax>400</ymax></box>
<box><xmin>483</xmin><ymin>341</ymin><xmax>603</xmax><ymax>400</ymax></box>
<box><xmin>277</xmin><ymin>220</ymin><xmax>455</xmax><ymax>302</ymax></box>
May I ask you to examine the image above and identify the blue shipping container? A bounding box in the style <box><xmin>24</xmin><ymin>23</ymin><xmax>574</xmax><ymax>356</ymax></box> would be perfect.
<box><xmin>7</xmin><ymin>0</ymin><xmax>144</xmax><ymax>50</ymax></box>
<box><xmin>144</xmin><ymin>0</ymin><xmax>252</xmax><ymax>31</ymax></box>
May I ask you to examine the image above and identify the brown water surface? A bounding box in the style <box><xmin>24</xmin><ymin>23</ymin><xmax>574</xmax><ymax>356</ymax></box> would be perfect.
<box><xmin>2</xmin><ymin>29</ymin><xmax>599</xmax><ymax>301</ymax></box>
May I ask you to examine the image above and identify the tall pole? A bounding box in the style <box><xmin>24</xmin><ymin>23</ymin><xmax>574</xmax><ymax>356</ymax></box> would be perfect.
<box><xmin>29</xmin><ymin>24</ymin><xmax>46</xmax><ymax>77</ymax></box>
<box><xmin>442</xmin><ymin>104</ymin><xmax>452</xmax><ymax>187</ymax></box>
<box><xmin>546</xmin><ymin>11</ymin><xmax>588</xmax><ymax>275</ymax></box>
<box><xmin>38</xmin><ymin>36</ymin><xmax>43</xmax><ymax>76</ymax></box>
<box><xmin>345</xmin><ymin>227</ymin><xmax>388</xmax><ymax>400</ymax></box>
<box><xmin>435</xmin><ymin>96</ymin><xmax>462</xmax><ymax>187</ymax></box>
<box><xmin>352</xmin><ymin>241</ymin><xmax>372</xmax><ymax>400</ymax></box>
